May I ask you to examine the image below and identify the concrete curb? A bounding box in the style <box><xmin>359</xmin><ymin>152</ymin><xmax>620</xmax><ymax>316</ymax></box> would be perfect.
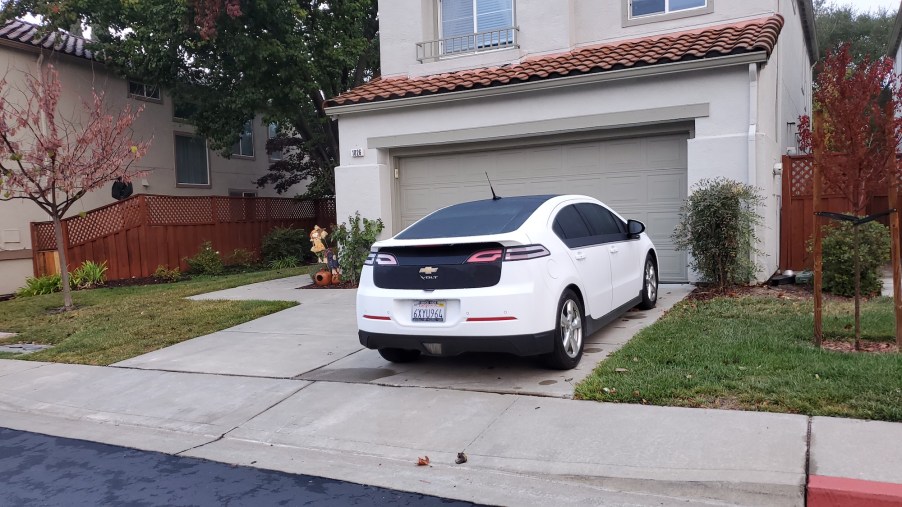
<box><xmin>808</xmin><ymin>475</ymin><xmax>902</xmax><ymax>507</ymax></box>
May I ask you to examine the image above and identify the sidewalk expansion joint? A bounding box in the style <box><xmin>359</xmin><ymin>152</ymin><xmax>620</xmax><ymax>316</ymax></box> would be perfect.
<box><xmin>292</xmin><ymin>348</ymin><xmax>366</xmax><ymax>379</ymax></box>
<box><xmin>300</xmin><ymin>376</ymin><xmax>572</xmax><ymax>399</ymax></box>
<box><xmin>173</xmin><ymin>382</ymin><xmax>314</xmax><ymax>456</ymax></box>
<box><xmin>108</xmin><ymin>364</ymin><xmax>305</xmax><ymax>381</ymax></box>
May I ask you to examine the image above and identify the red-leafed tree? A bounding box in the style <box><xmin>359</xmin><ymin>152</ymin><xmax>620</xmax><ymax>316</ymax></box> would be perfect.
<box><xmin>0</xmin><ymin>65</ymin><xmax>150</xmax><ymax>309</ymax></box>
<box><xmin>798</xmin><ymin>44</ymin><xmax>902</xmax><ymax>349</ymax></box>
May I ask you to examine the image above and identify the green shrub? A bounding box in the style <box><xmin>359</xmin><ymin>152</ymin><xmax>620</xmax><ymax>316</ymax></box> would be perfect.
<box><xmin>17</xmin><ymin>274</ymin><xmax>62</xmax><ymax>297</ymax></box>
<box><xmin>184</xmin><ymin>241</ymin><xmax>224</xmax><ymax>275</ymax></box>
<box><xmin>332</xmin><ymin>212</ymin><xmax>384</xmax><ymax>285</ymax></box>
<box><xmin>71</xmin><ymin>260</ymin><xmax>108</xmax><ymax>289</ymax></box>
<box><xmin>226</xmin><ymin>248</ymin><xmax>256</xmax><ymax>267</ymax></box>
<box><xmin>262</xmin><ymin>227</ymin><xmax>312</xmax><ymax>263</ymax></box>
<box><xmin>672</xmin><ymin>178</ymin><xmax>763</xmax><ymax>289</ymax></box>
<box><xmin>153</xmin><ymin>264</ymin><xmax>182</xmax><ymax>283</ymax></box>
<box><xmin>820</xmin><ymin>220</ymin><xmax>890</xmax><ymax>297</ymax></box>
<box><xmin>269</xmin><ymin>256</ymin><xmax>299</xmax><ymax>270</ymax></box>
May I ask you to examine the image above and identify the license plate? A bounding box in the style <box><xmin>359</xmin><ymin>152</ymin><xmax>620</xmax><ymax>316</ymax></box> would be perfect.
<box><xmin>411</xmin><ymin>300</ymin><xmax>446</xmax><ymax>322</ymax></box>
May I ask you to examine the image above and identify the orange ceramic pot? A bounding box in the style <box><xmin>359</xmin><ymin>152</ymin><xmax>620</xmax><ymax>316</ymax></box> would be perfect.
<box><xmin>314</xmin><ymin>269</ymin><xmax>332</xmax><ymax>286</ymax></box>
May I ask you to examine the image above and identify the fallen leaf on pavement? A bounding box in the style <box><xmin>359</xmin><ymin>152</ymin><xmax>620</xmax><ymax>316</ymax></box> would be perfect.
<box><xmin>456</xmin><ymin>452</ymin><xmax>468</xmax><ymax>464</ymax></box>
<box><xmin>417</xmin><ymin>456</ymin><xmax>430</xmax><ymax>466</ymax></box>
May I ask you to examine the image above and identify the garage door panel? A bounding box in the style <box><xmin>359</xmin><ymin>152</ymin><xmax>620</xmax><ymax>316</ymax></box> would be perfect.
<box><xmin>398</xmin><ymin>134</ymin><xmax>689</xmax><ymax>281</ymax></box>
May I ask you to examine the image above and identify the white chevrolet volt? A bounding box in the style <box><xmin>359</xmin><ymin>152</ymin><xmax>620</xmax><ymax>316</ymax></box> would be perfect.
<box><xmin>356</xmin><ymin>194</ymin><xmax>658</xmax><ymax>370</ymax></box>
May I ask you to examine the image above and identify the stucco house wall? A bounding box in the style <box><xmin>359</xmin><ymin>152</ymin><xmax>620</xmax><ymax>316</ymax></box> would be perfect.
<box><xmin>0</xmin><ymin>30</ymin><xmax>298</xmax><ymax>294</ymax></box>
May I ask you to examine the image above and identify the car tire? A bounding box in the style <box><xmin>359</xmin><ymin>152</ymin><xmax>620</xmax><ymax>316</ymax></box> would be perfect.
<box><xmin>637</xmin><ymin>255</ymin><xmax>658</xmax><ymax>310</ymax></box>
<box><xmin>544</xmin><ymin>289</ymin><xmax>585</xmax><ymax>370</ymax></box>
<box><xmin>378</xmin><ymin>348</ymin><xmax>421</xmax><ymax>363</ymax></box>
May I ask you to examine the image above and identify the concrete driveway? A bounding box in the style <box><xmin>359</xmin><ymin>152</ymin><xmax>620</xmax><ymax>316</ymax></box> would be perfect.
<box><xmin>115</xmin><ymin>276</ymin><xmax>691</xmax><ymax>398</ymax></box>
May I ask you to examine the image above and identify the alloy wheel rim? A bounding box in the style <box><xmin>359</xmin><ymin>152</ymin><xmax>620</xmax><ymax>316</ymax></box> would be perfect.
<box><xmin>559</xmin><ymin>299</ymin><xmax>583</xmax><ymax>358</ymax></box>
<box><xmin>646</xmin><ymin>262</ymin><xmax>657</xmax><ymax>301</ymax></box>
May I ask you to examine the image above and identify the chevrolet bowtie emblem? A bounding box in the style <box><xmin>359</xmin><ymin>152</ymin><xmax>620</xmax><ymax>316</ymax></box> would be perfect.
<box><xmin>419</xmin><ymin>266</ymin><xmax>439</xmax><ymax>275</ymax></box>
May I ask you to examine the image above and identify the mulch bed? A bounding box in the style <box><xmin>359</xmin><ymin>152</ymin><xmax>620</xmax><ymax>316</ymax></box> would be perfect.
<box><xmin>822</xmin><ymin>340</ymin><xmax>898</xmax><ymax>354</ymax></box>
<box><xmin>686</xmin><ymin>282</ymin><xmax>880</xmax><ymax>303</ymax></box>
<box><xmin>104</xmin><ymin>276</ymin><xmax>181</xmax><ymax>288</ymax></box>
<box><xmin>298</xmin><ymin>281</ymin><xmax>357</xmax><ymax>290</ymax></box>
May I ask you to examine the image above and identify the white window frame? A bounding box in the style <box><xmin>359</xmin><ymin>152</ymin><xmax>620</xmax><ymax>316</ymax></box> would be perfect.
<box><xmin>174</xmin><ymin>132</ymin><xmax>211</xmax><ymax>187</ymax></box>
<box><xmin>128</xmin><ymin>80</ymin><xmax>161</xmax><ymax>102</ymax></box>
<box><xmin>622</xmin><ymin>0</ymin><xmax>712</xmax><ymax>27</ymax></box>
<box><xmin>438</xmin><ymin>0</ymin><xmax>516</xmax><ymax>49</ymax></box>
<box><xmin>231</xmin><ymin>120</ymin><xmax>255</xmax><ymax>159</ymax></box>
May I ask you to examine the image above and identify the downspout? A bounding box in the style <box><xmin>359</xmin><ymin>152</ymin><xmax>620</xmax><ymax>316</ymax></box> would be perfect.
<box><xmin>748</xmin><ymin>62</ymin><xmax>761</xmax><ymax>275</ymax></box>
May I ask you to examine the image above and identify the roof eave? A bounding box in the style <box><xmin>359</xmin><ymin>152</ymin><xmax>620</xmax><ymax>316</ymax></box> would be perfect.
<box><xmin>325</xmin><ymin>51</ymin><xmax>769</xmax><ymax>117</ymax></box>
<box><xmin>888</xmin><ymin>1</ymin><xmax>902</xmax><ymax>57</ymax></box>
<box><xmin>796</xmin><ymin>0</ymin><xmax>819</xmax><ymax>63</ymax></box>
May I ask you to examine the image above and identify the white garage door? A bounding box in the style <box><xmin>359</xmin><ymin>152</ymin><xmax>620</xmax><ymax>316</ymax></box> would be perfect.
<box><xmin>397</xmin><ymin>134</ymin><xmax>689</xmax><ymax>282</ymax></box>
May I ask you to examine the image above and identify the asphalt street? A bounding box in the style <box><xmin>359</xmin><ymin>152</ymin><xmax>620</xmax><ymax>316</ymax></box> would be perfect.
<box><xmin>0</xmin><ymin>428</ymin><xmax>479</xmax><ymax>506</ymax></box>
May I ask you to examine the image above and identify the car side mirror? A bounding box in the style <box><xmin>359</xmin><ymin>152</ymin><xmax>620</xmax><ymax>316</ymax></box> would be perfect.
<box><xmin>627</xmin><ymin>219</ymin><xmax>645</xmax><ymax>238</ymax></box>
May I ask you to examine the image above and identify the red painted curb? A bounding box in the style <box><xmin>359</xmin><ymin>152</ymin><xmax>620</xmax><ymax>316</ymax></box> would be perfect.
<box><xmin>808</xmin><ymin>475</ymin><xmax>902</xmax><ymax>506</ymax></box>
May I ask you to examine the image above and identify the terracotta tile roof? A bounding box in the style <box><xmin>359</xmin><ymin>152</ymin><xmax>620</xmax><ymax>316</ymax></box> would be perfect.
<box><xmin>0</xmin><ymin>19</ymin><xmax>94</xmax><ymax>60</ymax></box>
<box><xmin>328</xmin><ymin>15</ymin><xmax>784</xmax><ymax>107</ymax></box>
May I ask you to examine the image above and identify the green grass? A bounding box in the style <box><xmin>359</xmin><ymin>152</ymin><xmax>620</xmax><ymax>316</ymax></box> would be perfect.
<box><xmin>574</xmin><ymin>296</ymin><xmax>902</xmax><ymax>422</ymax></box>
<box><xmin>0</xmin><ymin>267</ymin><xmax>310</xmax><ymax>365</ymax></box>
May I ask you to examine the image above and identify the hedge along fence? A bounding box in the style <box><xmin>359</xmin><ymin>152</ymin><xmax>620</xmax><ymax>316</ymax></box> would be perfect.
<box><xmin>780</xmin><ymin>154</ymin><xmax>895</xmax><ymax>271</ymax></box>
<box><xmin>30</xmin><ymin>194</ymin><xmax>336</xmax><ymax>281</ymax></box>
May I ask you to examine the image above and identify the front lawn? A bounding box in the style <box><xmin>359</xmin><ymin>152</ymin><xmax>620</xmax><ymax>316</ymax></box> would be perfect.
<box><xmin>0</xmin><ymin>267</ymin><xmax>309</xmax><ymax>365</ymax></box>
<box><xmin>574</xmin><ymin>295</ymin><xmax>902</xmax><ymax>422</ymax></box>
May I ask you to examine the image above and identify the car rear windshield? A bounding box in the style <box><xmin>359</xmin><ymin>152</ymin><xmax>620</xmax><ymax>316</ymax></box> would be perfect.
<box><xmin>396</xmin><ymin>195</ymin><xmax>557</xmax><ymax>240</ymax></box>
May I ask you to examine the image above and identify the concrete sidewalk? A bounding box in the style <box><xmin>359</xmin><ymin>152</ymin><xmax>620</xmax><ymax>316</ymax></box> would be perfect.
<box><xmin>0</xmin><ymin>359</ymin><xmax>810</xmax><ymax>506</ymax></box>
<box><xmin>1</xmin><ymin>276</ymin><xmax>900</xmax><ymax>505</ymax></box>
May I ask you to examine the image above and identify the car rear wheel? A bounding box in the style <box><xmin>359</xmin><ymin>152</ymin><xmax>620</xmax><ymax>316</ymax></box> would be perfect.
<box><xmin>378</xmin><ymin>348</ymin><xmax>421</xmax><ymax>363</ymax></box>
<box><xmin>637</xmin><ymin>255</ymin><xmax>658</xmax><ymax>310</ymax></box>
<box><xmin>545</xmin><ymin>289</ymin><xmax>584</xmax><ymax>370</ymax></box>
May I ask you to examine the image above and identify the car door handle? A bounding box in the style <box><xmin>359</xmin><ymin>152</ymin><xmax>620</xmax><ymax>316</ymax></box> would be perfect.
<box><xmin>574</xmin><ymin>251</ymin><xmax>586</xmax><ymax>260</ymax></box>
<box><xmin>609</xmin><ymin>246</ymin><xmax>619</xmax><ymax>254</ymax></box>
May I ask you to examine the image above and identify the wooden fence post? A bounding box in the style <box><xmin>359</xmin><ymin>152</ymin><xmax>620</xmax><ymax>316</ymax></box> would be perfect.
<box><xmin>890</xmin><ymin>184</ymin><xmax>902</xmax><ymax>349</ymax></box>
<box><xmin>813</xmin><ymin>157</ymin><xmax>823</xmax><ymax>347</ymax></box>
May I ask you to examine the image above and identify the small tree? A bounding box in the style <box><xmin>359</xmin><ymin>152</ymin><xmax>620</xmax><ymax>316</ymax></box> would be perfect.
<box><xmin>798</xmin><ymin>44</ymin><xmax>902</xmax><ymax>349</ymax></box>
<box><xmin>0</xmin><ymin>65</ymin><xmax>150</xmax><ymax>309</ymax></box>
<box><xmin>672</xmin><ymin>178</ymin><xmax>763</xmax><ymax>291</ymax></box>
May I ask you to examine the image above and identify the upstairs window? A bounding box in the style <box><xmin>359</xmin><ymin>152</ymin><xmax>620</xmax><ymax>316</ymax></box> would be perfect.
<box><xmin>441</xmin><ymin>0</ymin><xmax>514</xmax><ymax>53</ymax></box>
<box><xmin>128</xmin><ymin>80</ymin><xmax>161</xmax><ymax>101</ymax></box>
<box><xmin>175</xmin><ymin>134</ymin><xmax>209</xmax><ymax>186</ymax></box>
<box><xmin>231</xmin><ymin>120</ymin><xmax>254</xmax><ymax>158</ymax></box>
<box><xmin>267</xmin><ymin>122</ymin><xmax>283</xmax><ymax>161</ymax></box>
<box><xmin>630</xmin><ymin>0</ymin><xmax>706</xmax><ymax>18</ymax></box>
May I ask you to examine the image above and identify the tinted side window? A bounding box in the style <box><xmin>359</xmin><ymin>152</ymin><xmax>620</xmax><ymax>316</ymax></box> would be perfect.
<box><xmin>552</xmin><ymin>205</ymin><xmax>591</xmax><ymax>242</ymax></box>
<box><xmin>576</xmin><ymin>203</ymin><xmax>624</xmax><ymax>235</ymax></box>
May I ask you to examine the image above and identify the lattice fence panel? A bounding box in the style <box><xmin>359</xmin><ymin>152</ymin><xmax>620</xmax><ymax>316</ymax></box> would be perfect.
<box><xmin>316</xmin><ymin>198</ymin><xmax>337</xmax><ymax>226</ymax></box>
<box><xmin>790</xmin><ymin>157</ymin><xmax>813</xmax><ymax>197</ymax></box>
<box><xmin>33</xmin><ymin>223</ymin><xmax>56</xmax><ymax>250</ymax></box>
<box><xmin>67</xmin><ymin>204</ymin><xmax>124</xmax><ymax>245</ymax></box>
<box><xmin>214</xmin><ymin>198</ymin><xmax>252</xmax><ymax>223</ymax></box>
<box><xmin>267</xmin><ymin>198</ymin><xmax>316</xmax><ymax>220</ymax></box>
<box><xmin>147</xmin><ymin>196</ymin><xmax>214</xmax><ymax>225</ymax></box>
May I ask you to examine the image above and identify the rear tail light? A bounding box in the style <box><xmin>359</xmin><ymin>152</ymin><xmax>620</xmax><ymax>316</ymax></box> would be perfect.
<box><xmin>504</xmin><ymin>244</ymin><xmax>550</xmax><ymax>261</ymax></box>
<box><xmin>364</xmin><ymin>252</ymin><xmax>398</xmax><ymax>266</ymax></box>
<box><xmin>466</xmin><ymin>249</ymin><xmax>503</xmax><ymax>263</ymax></box>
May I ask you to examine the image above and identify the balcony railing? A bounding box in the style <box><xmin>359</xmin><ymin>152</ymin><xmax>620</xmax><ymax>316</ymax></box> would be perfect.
<box><xmin>416</xmin><ymin>27</ymin><xmax>518</xmax><ymax>63</ymax></box>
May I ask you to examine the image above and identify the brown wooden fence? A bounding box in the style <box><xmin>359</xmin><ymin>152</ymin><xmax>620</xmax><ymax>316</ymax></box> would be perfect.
<box><xmin>30</xmin><ymin>194</ymin><xmax>336</xmax><ymax>281</ymax></box>
<box><xmin>780</xmin><ymin>154</ymin><xmax>893</xmax><ymax>270</ymax></box>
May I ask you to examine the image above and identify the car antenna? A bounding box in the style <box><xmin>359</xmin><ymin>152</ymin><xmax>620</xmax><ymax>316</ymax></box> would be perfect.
<box><xmin>485</xmin><ymin>172</ymin><xmax>502</xmax><ymax>201</ymax></box>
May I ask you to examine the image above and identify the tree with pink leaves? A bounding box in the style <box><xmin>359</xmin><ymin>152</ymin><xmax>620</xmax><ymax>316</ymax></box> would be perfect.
<box><xmin>0</xmin><ymin>64</ymin><xmax>150</xmax><ymax>309</ymax></box>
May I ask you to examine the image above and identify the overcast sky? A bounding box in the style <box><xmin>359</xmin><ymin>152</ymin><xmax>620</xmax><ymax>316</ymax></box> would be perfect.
<box><xmin>825</xmin><ymin>0</ymin><xmax>899</xmax><ymax>13</ymax></box>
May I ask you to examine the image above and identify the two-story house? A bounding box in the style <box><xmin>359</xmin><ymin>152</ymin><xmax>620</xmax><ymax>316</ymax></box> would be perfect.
<box><xmin>890</xmin><ymin>2</ymin><xmax>902</xmax><ymax>72</ymax></box>
<box><xmin>326</xmin><ymin>0</ymin><xmax>817</xmax><ymax>282</ymax></box>
<box><xmin>0</xmin><ymin>19</ymin><xmax>297</xmax><ymax>294</ymax></box>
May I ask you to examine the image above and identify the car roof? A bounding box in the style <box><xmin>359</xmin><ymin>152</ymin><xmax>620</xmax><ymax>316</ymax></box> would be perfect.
<box><xmin>395</xmin><ymin>195</ymin><xmax>559</xmax><ymax>240</ymax></box>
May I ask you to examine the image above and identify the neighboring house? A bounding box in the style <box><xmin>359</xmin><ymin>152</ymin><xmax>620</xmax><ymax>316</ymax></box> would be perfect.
<box><xmin>325</xmin><ymin>0</ymin><xmax>817</xmax><ymax>283</ymax></box>
<box><xmin>0</xmin><ymin>20</ymin><xmax>295</xmax><ymax>294</ymax></box>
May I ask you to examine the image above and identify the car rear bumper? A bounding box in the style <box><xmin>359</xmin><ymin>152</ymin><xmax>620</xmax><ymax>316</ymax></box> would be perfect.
<box><xmin>358</xmin><ymin>329</ymin><xmax>555</xmax><ymax>357</ymax></box>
